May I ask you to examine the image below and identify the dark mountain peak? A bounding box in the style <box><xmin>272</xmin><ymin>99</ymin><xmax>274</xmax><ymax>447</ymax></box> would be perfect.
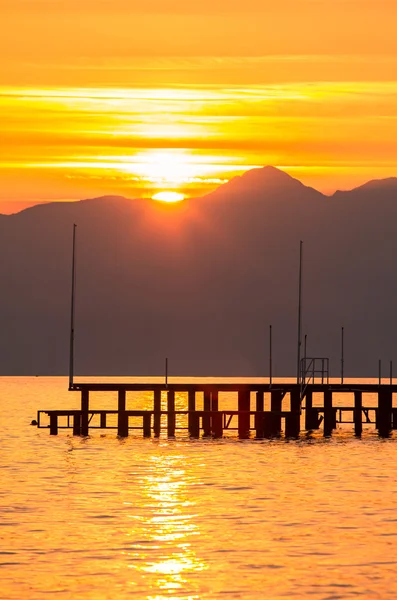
<box><xmin>354</xmin><ymin>177</ymin><xmax>397</xmax><ymax>192</ymax></box>
<box><xmin>207</xmin><ymin>166</ymin><xmax>324</xmax><ymax>199</ymax></box>
<box><xmin>81</xmin><ymin>194</ymin><xmax>130</xmax><ymax>203</ymax></box>
<box><xmin>333</xmin><ymin>177</ymin><xmax>397</xmax><ymax>199</ymax></box>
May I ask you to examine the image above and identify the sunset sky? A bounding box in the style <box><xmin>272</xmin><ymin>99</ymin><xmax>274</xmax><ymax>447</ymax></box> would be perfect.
<box><xmin>2</xmin><ymin>0</ymin><xmax>397</xmax><ymax>211</ymax></box>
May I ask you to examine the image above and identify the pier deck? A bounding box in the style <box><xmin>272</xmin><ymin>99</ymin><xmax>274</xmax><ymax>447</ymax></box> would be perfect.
<box><xmin>36</xmin><ymin>381</ymin><xmax>397</xmax><ymax>439</ymax></box>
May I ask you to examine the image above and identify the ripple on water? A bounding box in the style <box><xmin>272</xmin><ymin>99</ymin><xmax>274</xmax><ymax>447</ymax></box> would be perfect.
<box><xmin>2</xmin><ymin>378</ymin><xmax>397</xmax><ymax>599</ymax></box>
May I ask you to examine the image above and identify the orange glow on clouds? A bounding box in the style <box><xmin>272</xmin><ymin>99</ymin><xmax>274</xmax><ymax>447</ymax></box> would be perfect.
<box><xmin>1</xmin><ymin>1</ymin><xmax>397</xmax><ymax>206</ymax></box>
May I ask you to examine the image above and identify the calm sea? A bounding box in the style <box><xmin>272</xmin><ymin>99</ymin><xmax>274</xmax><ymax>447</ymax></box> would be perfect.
<box><xmin>1</xmin><ymin>377</ymin><xmax>397</xmax><ymax>599</ymax></box>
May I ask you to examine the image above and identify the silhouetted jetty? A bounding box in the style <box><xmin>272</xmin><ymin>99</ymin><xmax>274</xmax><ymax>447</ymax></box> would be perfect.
<box><xmin>35</xmin><ymin>230</ymin><xmax>397</xmax><ymax>439</ymax></box>
<box><xmin>36</xmin><ymin>379</ymin><xmax>397</xmax><ymax>439</ymax></box>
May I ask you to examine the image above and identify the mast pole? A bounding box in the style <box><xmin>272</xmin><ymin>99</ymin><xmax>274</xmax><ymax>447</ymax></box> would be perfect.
<box><xmin>297</xmin><ymin>241</ymin><xmax>303</xmax><ymax>384</ymax></box>
<box><xmin>341</xmin><ymin>326</ymin><xmax>344</xmax><ymax>384</ymax></box>
<box><xmin>269</xmin><ymin>325</ymin><xmax>273</xmax><ymax>385</ymax></box>
<box><xmin>69</xmin><ymin>224</ymin><xmax>77</xmax><ymax>390</ymax></box>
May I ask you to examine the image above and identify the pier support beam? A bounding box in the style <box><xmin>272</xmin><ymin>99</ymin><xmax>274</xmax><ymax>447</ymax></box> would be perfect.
<box><xmin>212</xmin><ymin>411</ymin><xmax>223</xmax><ymax>438</ymax></box>
<box><xmin>203</xmin><ymin>390</ymin><xmax>211</xmax><ymax>437</ymax></box>
<box><xmin>378</xmin><ymin>389</ymin><xmax>392</xmax><ymax>438</ymax></box>
<box><xmin>49</xmin><ymin>413</ymin><xmax>58</xmax><ymax>435</ymax></box>
<box><xmin>267</xmin><ymin>390</ymin><xmax>282</xmax><ymax>437</ymax></box>
<box><xmin>323</xmin><ymin>390</ymin><xmax>336</xmax><ymax>437</ymax></box>
<box><xmin>117</xmin><ymin>389</ymin><xmax>128</xmax><ymax>437</ymax></box>
<box><xmin>153</xmin><ymin>389</ymin><xmax>161</xmax><ymax>437</ymax></box>
<box><xmin>81</xmin><ymin>389</ymin><xmax>89</xmax><ymax>436</ymax></box>
<box><xmin>73</xmin><ymin>412</ymin><xmax>82</xmax><ymax>435</ymax></box>
<box><xmin>211</xmin><ymin>391</ymin><xmax>221</xmax><ymax>437</ymax></box>
<box><xmin>100</xmin><ymin>412</ymin><xmax>107</xmax><ymax>429</ymax></box>
<box><xmin>285</xmin><ymin>390</ymin><xmax>301</xmax><ymax>438</ymax></box>
<box><xmin>167</xmin><ymin>390</ymin><xmax>176</xmax><ymax>437</ymax></box>
<box><xmin>190</xmin><ymin>412</ymin><xmax>200</xmax><ymax>438</ymax></box>
<box><xmin>354</xmin><ymin>391</ymin><xmax>363</xmax><ymax>437</ymax></box>
<box><xmin>305</xmin><ymin>390</ymin><xmax>318</xmax><ymax>430</ymax></box>
<box><xmin>238</xmin><ymin>390</ymin><xmax>250</xmax><ymax>439</ymax></box>
<box><xmin>143</xmin><ymin>413</ymin><xmax>152</xmax><ymax>438</ymax></box>
<box><xmin>188</xmin><ymin>389</ymin><xmax>196</xmax><ymax>436</ymax></box>
<box><xmin>255</xmin><ymin>390</ymin><xmax>264</xmax><ymax>438</ymax></box>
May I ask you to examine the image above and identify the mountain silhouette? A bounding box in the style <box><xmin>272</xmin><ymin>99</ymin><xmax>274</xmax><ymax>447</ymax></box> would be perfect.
<box><xmin>1</xmin><ymin>166</ymin><xmax>397</xmax><ymax>377</ymax></box>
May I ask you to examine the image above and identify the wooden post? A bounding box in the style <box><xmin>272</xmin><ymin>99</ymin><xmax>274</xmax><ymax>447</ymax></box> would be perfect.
<box><xmin>100</xmin><ymin>412</ymin><xmax>107</xmax><ymax>429</ymax></box>
<box><xmin>285</xmin><ymin>389</ymin><xmax>301</xmax><ymax>438</ymax></box>
<box><xmin>323</xmin><ymin>390</ymin><xmax>335</xmax><ymax>437</ymax></box>
<box><xmin>153</xmin><ymin>389</ymin><xmax>161</xmax><ymax>437</ymax></box>
<box><xmin>211</xmin><ymin>390</ymin><xmax>219</xmax><ymax>412</ymax></box>
<box><xmin>117</xmin><ymin>389</ymin><xmax>128</xmax><ymax>437</ymax></box>
<box><xmin>143</xmin><ymin>413</ymin><xmax>151</xmax><ymax>438</ymax></box>
<box><xmin>212</xmin><ymin>412</ymin><xmax>223</xmax><ymax>438</ymax></box>
<box><xmin>73</xmin><ymin>412</ymin><xmax>81</xmax><ymax>435</ymax></box>
<box><xmin>81</xmin><ymin>389</ymin><xmax>89</xmax><ymax>436</ymax></box>
<box><xmin>255</xmin><ymin>390</ymin><xmax>264</xmax><ymax>438</ymax></box>
<box><xmin>49</xmin><ymin>413</ymin><xmax>58</xmax><ymax>435</ymax></box>
<box><xmin>270</xmin><ymin>390</ymin><xmax>282</xmax><ymax>435</ymax></box>
<box><xmin>238</xmin><ymin>390</ymin><xmax>250</xmax><ymax>439</ymax></box>
<box><xmin>354</xmin><ymin>391</ymin><xmax>362</xmax><ymax>437</ymax></box>
<box><xmin>188</xmin><ymin>389</ymin><xmax>196</xmax><ymax>436</ymax></box>
<box><xmin>304</xmin><ymin>389</ymin><xmax>317</xmax><ymax>430</ymax></box>
<box><xmin>203</xmin><ymin>390</ymin><xmax>211</xmax><ymax>436</ymax></box>
<box><xmin>378</xmin><ymin>389</ymin><xmax>392</xmax><ymax>438</ymax></box>
<box><xmin>211</xmin><ymin>390</ymin><xmax>219</xmax><ymax>437</ymax></box>
<box><xmin>190</xmin><ymin>412</ymin><xmax>200</xmax><ymax>438</ymax></box>
<box><xmin>167</xmin><ymin>390</ymin><xmax>176</xmax><ymax>437</ymax></box>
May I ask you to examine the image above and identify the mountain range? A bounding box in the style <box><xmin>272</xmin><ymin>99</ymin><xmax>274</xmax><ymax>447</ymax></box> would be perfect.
<box><xmin>2</xmin><ymin>166</ymin><xmax>397</xmax><ymax>377</ymax></box>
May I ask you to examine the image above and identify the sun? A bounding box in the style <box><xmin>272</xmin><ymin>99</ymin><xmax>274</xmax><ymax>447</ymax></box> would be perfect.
<box><xmin>152</xmin><ymin>191</ymin><xmax>185</xmax><ymax>203</ymax></box>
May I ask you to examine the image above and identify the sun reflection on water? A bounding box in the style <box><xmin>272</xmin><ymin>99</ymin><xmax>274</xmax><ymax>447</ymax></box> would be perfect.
<box><xmin>127</xmin><ymin>453</ymin><xmax>206</xmax><ymax>598</ymax></box>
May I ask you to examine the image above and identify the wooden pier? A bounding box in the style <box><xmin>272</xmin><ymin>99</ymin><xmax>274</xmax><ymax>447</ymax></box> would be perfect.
<box><xmin>36</xmin><ymin>231</ymin><xmax>396</xmax><ymax>440</ymax></box>
<box><xmin>36</xmin><ymin>381</ymin><xmax>397</xmax><ymax>439</ymax></box>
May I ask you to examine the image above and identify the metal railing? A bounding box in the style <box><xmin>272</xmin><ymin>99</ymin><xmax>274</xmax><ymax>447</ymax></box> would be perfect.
<box><xmin>300</xmin><ymin>357</ymin><xmax>329</xmax><ymax>398</ymax></box>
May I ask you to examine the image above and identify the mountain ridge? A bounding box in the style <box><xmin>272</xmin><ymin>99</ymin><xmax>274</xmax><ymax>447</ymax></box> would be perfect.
<box><xmin>3</xmin><ymin>166</ymin><xmax>397</xmax><ymax>217</ymax></box>
<box><xmin>1</xmin><ymin>165</ymin><xmax>397</xmax><ymax>377</ymax></box>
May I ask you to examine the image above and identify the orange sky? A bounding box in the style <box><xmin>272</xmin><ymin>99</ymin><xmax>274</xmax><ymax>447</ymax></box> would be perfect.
<box><xmin>2</xmin><ymin>0</ymin><xmax>397</xmax><ymax>210</ymax></box>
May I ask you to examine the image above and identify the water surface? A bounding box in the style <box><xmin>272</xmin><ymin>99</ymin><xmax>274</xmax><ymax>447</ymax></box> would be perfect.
<box><xmin>1</xmin><ymin>377</ymin><xmax>396</xmax><ymax>599</ymax></box>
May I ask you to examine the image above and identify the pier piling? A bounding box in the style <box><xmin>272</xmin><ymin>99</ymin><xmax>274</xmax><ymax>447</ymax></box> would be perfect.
<box><xmin>304</xmin><ymin>390</ymin><xmax>318</xmax><ymax>430</ymax></box>
<box><xmin>49</xmin><ymin>413</ymin><xmax>58</xmax><ymax>435</ymax></box>
<box><xmin>285</xmin><ymin>389</ymin><xmax>301</xmax><ymax>438</ymax></box>
<box><xmin>73</xmin><ymin>412</ymin><xmax>81</xmax><ymax>435</ymax></box>
<box><xmin>143</xmin><ymin>413</ymin><xmax>151</xmax><ymax>438</ymax></box>
<box><xmin>167</xmin><ymin>390</ymin><xmax>176</xmax><ymax>437</ymax></box>
<box><xmin>270</xmin><ymin>390</ymin><xmax>282</xmax><ymax>436</ymax></box>
<box><xmin>255</xmin><ymin>390</ymin><xmax>265</xmax><ymax>438</ymax></box>
<box><xmin>190</xmin><ymin>412</ymin><xmax>200</xmax><ymax>438</ymax></box>
<box><xmin>354</xmin><ymin>391</ymin><xmax>363</xmax><ymax>437</ymax></box>
<box><xmin>378</xmin><ymin>389</ymin><xmax>392</xmax><ymax>437</ymax></box>
<box><xmin>323</xmin><ymin>390</ymin><xmax>335</xmax><ymax>437</ymax></box>
<box><xmin>203</xmin><ymin>390</ymin><xmax>211</xmax><ymax>437</ymax></box>
<box><xmin>81</xmin><ymin>389</ymin><xmax>89</xmax><ymax>436</ymax></box>
<box><xmin>117</xmin><ymin>389</ymin><xmax>128</xmax><ymax>437</ymax></box>
<box><xmin>153</xmin><ymin>389</ymin><xmax>161</xmax><ymax>437</ymax></box>
<box><xmin>238</xmin><ymin>390</ymin><xmax>251</xmax><ymax>439</ymax></box>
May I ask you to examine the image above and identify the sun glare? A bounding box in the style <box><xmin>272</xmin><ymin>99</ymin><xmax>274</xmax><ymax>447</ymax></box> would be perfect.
<box><xmin>152</xmin><ymin>191</ymin><xmax>185</xmax><ymax>203</ymax></box>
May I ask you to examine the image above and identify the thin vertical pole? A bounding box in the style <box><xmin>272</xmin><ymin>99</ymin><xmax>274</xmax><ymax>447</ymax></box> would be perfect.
<box><xmin>379</xmin><ymin>359</ymin><xmax>382</xmax><ymax>386</ymax></box>
<box><xmin>69</xmin><ymin>224</ymin><xmax>77</xmax><ymax>390</ymax></box>
<box><xmin>269</xmin><ymin>325</ymin><xmax>273</xmax><ymax>385</ymax></box>
<box><xmin>390</xmin><ymin>360</ymin><xmax>393</xmax><ymax>385</ymax></box>
<box><xmin>297</xmin><ymin>241</ymin><xmax>303</xmax><ymax>384</ymax></box>
<box><xmin>341</xmin><ymin>326</ymin><xmax>344</xmax><ymax>384</ymax></box>
<box><xmin>165</xmin><ymin>357</ymin><xmax>168</xmax><ymax>389</ymax></box>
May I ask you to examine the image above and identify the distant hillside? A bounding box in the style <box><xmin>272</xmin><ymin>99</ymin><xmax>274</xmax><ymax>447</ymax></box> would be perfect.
<box><xmin>1</xmin><ymin>166</ymin><xmax>397</xmax><ymax>377</ymax></box>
